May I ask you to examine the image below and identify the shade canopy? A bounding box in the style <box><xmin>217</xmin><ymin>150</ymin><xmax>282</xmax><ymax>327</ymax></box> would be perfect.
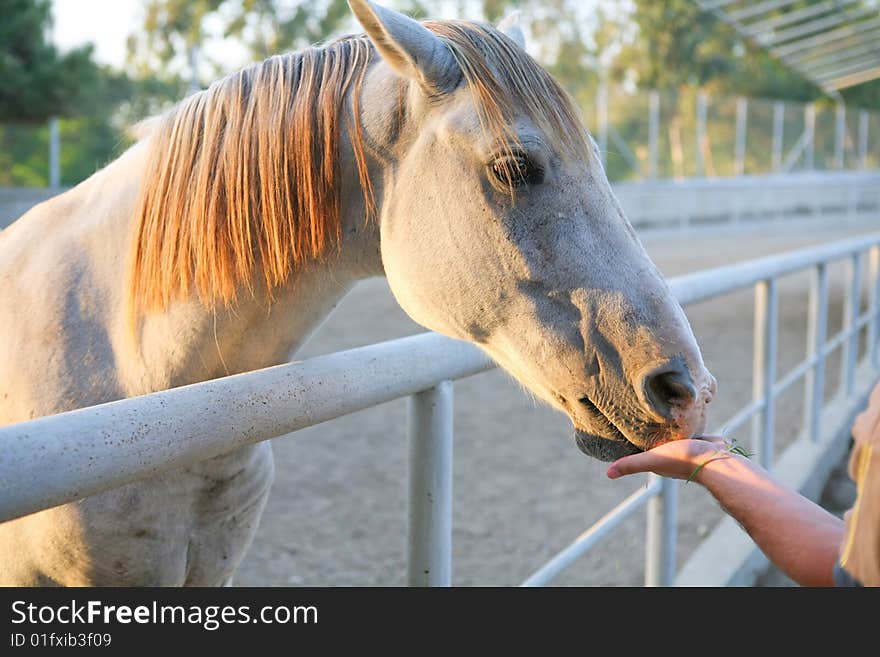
<box><xmin>697</xmin><ymin>0</ymin><xmax>880</xmax><ymax>93</ymax></box>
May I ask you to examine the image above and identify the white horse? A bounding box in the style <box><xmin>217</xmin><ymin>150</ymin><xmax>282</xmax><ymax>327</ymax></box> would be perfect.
<box><xmin>0</xmin><ymin>1</ymin><xmax>715</xmax><ymax>585</ymax></box>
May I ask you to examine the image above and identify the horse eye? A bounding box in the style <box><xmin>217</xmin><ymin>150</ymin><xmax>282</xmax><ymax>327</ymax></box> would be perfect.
<box><xmin>490</xmin><ymin>154</ymin><xmax>543</xmax><ymax>189</ymax></box>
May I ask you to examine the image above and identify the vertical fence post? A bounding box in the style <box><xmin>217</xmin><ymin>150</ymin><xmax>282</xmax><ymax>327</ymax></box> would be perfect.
<box><xmin>48</xmin><ymin>117</ymin><xmax>60</xmax><ymax>189</ymax></box>
<box><xmin>772</xmin><ymin>101</ymin><xmax>784</xmax><ymax>173</ymax></box>
<box><xmin>841</xmin><ymin>253</ymin><xmax>864</xmax><ymax>397</ymax></box>
<box><xmin>649</xmin><ymin>90</ymin><xmax>659</xmax><ymax>180</ymax></box>
<box><xmin>804</xmin><ymin>103</ymin><xmax>816</xmax><ymax>171</ymax></box>
<box><xmin>407</xmin><ymin>381</ymin><xmax>454</xmax><ymax>587</ymax></box>
<box><xmin>597</xmin><ymin>78</ymin><xmax>609</xmax><ymax>171</ymax></box>
<box><xmin>187</xmin><ymin>45</ymin><xmax>201</xmax><ymax>95</ymax></box>
<box><xmin>858</xmin><ymin>111</ymin><xmax>869</xmax><ymax>170</ymax></box>
<box><xmin>869</xmin><ymin>246</ymin><xmax>880</xmax><ymax>369</ymax></box>
<box><xmin>696</xmin><ymin>92</ymin><xmax>707</xmax><ymax>177</ymax></box>
<box><xmin>645</xmin><ymin>475</ymin><xmax>677</xmax><ymax>587</ymax></box>
<box><xmin>752</xmin><ymin>279</ymin><xmax>778</xmax><ymax>469</ymax></box>
<box><xmin>734</xmin><ymin>96</ymin><xmax>747</xmax><ymax>176</ymax></box>
<box><xmin>835</xmin><ymin>103</ymin><xmax>846</xmax><ymax>170</ymax></box>
<box><xmin>804</xmin><ymin>263</ymin><xmax>829</xmax><ymax>442</ymax></box>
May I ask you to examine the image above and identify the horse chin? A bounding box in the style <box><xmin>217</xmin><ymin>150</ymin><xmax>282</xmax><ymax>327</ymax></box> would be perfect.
<box><xmin>574</xmin><ymin>429</ymin><xmax>643</xmax><ymax>462</ymax></box>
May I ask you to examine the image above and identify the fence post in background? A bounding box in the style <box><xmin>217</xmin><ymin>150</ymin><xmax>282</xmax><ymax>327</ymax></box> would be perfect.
<box><xmin>804</xmin><ymin>103</ymin><xmax>816</xmax><ymax>171</ymax></box>
<box><xmin>804</xmin><ymin>263</ymin><xmax>829</xmax><ymax>442</ymax></box>
<box><xmin>48</xmin><ymin>117</ymin><xmax>60</xmax><ymax>189</ymax></box>
<box><xmin>597</xmin><ymin>78</ymin><xmax>609</xmax><ymax>171</ymax></box>
<box><xmin>734</xmin><ymin>96</ymin><xmax>748</xmax><ymax>176</ymax></box>
<box><xmin>696</xmin><ymin>92</ymin><xmax>707</xmax><ymax>177</ymax></box>
<box><xmin>869</xmin><ymin>246</ymin><xmax>880</xmax><ymax>369</ymax></box>
<box><xmin>772</xmin><ymin>101</ymin><xmax>784</xmax><ymax>173</ymax></box>
<box><xmin>835</xmin><ymin>103</ymin><xmax>846</xmax><ymax>170</ymax></box>
<box><xmin>841</xmin><ymin>253</ymin><xmax>864</xmax><ymax>397</ymax></box>
<box><xmin>645</xmin><ymin>475</ymin><xmax>677</xmax><ymax>587</ymax></box>
<box><xmin>649</xmin><ymin>90</ymin><xmax>659</xmax><ymax>180</ymax></box>
<box><xmin>859</xmin><ymin>111</ymin><xmax>869</xmax><ymax>170</ymax></box>
<box><xmin>753</xmin><ymin>278</ymin><xmax>778</xmax><ymax>469</ymax></box>
<box><xmin>407</xmin><ymin>381</ymin><xmax>454</xmax><ymax>587</ymax></box>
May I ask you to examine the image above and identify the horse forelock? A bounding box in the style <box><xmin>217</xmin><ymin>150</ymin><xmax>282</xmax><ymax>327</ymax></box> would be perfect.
<box><xmin>426</xmin><ymin>21</ymin><xmax>591</xmax><ymax>163</ymax></box>
<box><xmin>127</xmin><ymin>19</ymin><xmax>589</xmax><ymax>323</ymax></box>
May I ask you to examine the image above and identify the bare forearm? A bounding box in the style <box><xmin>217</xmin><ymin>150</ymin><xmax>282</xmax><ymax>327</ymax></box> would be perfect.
<box><xmin>697</xmin><ymin>455</ymin><xmax>844</xmax><ymax>587</ymax></box>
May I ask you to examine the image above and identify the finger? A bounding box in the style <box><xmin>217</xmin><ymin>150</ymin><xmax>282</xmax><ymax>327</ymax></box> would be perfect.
<box><xmin>607</xmin><ymin>451</ymin><xmax>659</xmax><ymax>479</ymax></box>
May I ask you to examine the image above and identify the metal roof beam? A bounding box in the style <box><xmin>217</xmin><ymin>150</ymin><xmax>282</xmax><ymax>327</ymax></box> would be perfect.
<box><xmin>759</xmin><ymin>5</ymin><xmax>877</xmax><ymax>46</ymax></box>
<box><xmin>799</xmin><ymin>44</ymin><xmax>880</xmax><ymax>75</ymax></box>
<box><xmin>771</xmin><ymin>16</ymin><xmax>880</xmax><ymax>58</ymax></box>
<box><xmin>815</xmin><ymin>56</ymin><xmax>880</xmax><ymax>82</ymax></box>
<box><xmin>699</xmin><ymin>0</ymin><xmax>743</xmax><ymax>10</ymax></box>
<box><xmin>695</xmin><ymin>1</ymin><xmax>880</xmax><ymax>92</ymax></box>
<box><xmin>825</xmin><ymin>65</ymin><xmax>880</xmax><ymax>90</ymax></box>
<box><xmin>786</xmin><ymin>31</ymin><xmax>880</xmax><ymax>66</ymax></box>
<box><xmin>727</xmin><ymin>0</ymin><xmax>802</xmax><ymax>23</ymax></box>
<box><xmin>743</xmin><ymin>0</ymin><xmax>859</xmax><ymax>36</ymax></box>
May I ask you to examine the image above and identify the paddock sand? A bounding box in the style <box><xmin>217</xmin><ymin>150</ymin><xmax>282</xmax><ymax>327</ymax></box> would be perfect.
<box><xmin>234</xmin><ymin>219</ymin><xmax>877</xmax><ymax>586</ymax></box>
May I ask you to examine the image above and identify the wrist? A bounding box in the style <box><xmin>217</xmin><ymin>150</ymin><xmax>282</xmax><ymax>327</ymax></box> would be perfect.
<box><xmin>691</xmin><ymin>446</ymin><xmax>756</xmax><ymax>488</ymax></box>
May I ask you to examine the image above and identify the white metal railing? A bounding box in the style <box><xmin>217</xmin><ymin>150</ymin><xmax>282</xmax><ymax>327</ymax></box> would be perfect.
<box><xmin>0</xmin><ymin>233</ymin><xmax>878</xmax><ymax>586</ymax></box>
<box><xmin>615</xmin><ymin>171</ymin><xmax>880</xmax><ymax>231</ymax></box>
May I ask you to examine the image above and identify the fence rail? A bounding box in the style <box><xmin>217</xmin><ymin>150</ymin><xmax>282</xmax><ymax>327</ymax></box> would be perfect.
<box><xmin>0</xmin><ymin>233</ymin><xmax>879</xmax><ymax>586</ymax></box>
<box><xmin>615</xmin><ymin>170</ymin><xmax>880</xmax><ymax>231</ymax></box>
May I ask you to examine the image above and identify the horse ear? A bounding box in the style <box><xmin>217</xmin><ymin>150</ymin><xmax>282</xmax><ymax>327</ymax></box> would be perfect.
<box><xmin>497</xmin><ymin>10</ymin><xmax>526</xmax><ymax>49</ymax></box>
<box><xmin>348</xmin><ymin>0</ymin><xmax>461</xmax><ymax>94</ymax></box>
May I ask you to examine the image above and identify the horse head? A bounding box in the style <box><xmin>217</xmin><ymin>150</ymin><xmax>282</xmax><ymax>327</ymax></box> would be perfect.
<box><xmin>350</xmin><ymin>0</ymin><xmax>716</xmax><ymax>461</ymax></box>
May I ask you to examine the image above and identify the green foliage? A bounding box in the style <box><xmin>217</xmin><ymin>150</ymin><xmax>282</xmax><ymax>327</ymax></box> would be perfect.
<box><xmin>0</xmin><ymin>0</ymin><xmax>186</xmax><ymax>186</ymax></box>
<box><xmin>4</xmin><ymin>0</ymin><xmax>878</xmax><ymax>187</ymax></box>
<box><xmin>0</xmin><ymin>0</ymin><xmax>102</xmax><ymax>122</ymax></box>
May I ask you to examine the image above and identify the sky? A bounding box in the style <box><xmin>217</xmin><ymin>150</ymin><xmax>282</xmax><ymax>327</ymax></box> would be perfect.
<box><xmin>49</xmin><ymin>0</ymin><xmax>612</xmax><ymax>75</ymax></box>
<box><xmin>50</xmin><ymin>0</ymin><xmax>252</xmax><ymax>77</ymax></box>
<box><xmin>52</xmin><ymin>0</ymin><xmax>142</xmax><ymax>68</ymax></box>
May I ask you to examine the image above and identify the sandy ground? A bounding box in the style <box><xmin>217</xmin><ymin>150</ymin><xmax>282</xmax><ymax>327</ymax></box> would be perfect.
<box><xmin>233</xmin><ymin>218</ymin><xmax>878</xmax><ymax>586</ymax></box>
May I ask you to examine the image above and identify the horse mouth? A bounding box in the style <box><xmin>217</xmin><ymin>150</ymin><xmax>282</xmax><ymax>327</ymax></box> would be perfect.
<box><xmin>573</xmin><ymin>394</ymin><xmax>645</xmax><ymax>461</ymax></box>
<box><xmin>574</xmin><ymin>428</ymin><xmax>643</xmax><ymax>462</ymax></box>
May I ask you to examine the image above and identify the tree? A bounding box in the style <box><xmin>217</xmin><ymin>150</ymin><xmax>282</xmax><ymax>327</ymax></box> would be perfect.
<box><xmin>127</xmin><ymin>0</ymin><xmax>370</xmax><ymax>88</ymax></box>
<box><xmin>0</xmin><ymin>0</ymin><xmax>186</xmax><ymax>186</ymax></box>
<box><xmin>0</xmin><ymin>0</ymin><xmax>101</xmax><ymax>122</ymax></box>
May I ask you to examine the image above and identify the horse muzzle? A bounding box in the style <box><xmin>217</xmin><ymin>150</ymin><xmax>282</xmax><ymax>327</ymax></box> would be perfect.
<box><xmin>574</xmin><ymin>429</ymin><xmax>643</xmax><ymax>462</ymax></box>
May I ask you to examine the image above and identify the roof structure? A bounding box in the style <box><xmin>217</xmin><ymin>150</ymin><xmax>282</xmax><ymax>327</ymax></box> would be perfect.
<box><xmin>696</xmin><ymin>0</ymin><xmax>880</xmax><ymax>93</ymax></box>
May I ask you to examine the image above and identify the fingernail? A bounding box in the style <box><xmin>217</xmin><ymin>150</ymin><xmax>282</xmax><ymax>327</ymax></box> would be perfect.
<box><xmin>606</xmin><ymin>466</ymin><xmax>619</xmax><ymax>479</ymax></box>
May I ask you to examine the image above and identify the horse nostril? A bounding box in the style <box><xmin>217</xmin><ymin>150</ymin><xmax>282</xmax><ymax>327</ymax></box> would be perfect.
<box><xmin>642</xmin><ymin>366</ymin><xmax>697</xmax><ymax>420</ymax></box>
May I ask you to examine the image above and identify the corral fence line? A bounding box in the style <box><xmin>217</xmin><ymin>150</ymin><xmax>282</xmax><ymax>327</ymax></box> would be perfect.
<box><xmin>593</xmin><ymin>85</ymin><xmax>880</xmax><ymax>182</ymax></box>
<box><xmin>1</xmin><ymin>232</ymin><xmax>878</xmax><ymax>586</ymax></box>
<box><xmin>615</xmin><ymin>171</ymin><xmax>880</xmax><ymax>232</ymax></box>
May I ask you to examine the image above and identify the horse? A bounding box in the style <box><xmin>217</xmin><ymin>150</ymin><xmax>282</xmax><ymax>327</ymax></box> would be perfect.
<box><xmin>0</xmin><ymin>0</ymin><xmax>716</xmax><ymax>586</ymax></box>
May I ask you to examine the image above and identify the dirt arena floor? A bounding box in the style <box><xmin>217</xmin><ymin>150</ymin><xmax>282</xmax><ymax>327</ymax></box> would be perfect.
<box><xmin>234</xmin><ymin>217</ymin><xmax>878</xmax><ymax>586</ymax></box>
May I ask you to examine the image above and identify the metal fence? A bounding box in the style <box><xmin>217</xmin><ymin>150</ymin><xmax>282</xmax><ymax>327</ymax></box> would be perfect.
<box><xmin>591</xmin><ymin>84</ymin><xmax>880</xmax><ymax>182</ymax></box>
<box><xmin>1</xmin><ymin>230</ymin><xmax>877</xmax><ymax>586</ymax></box>
<box><xmin>614</xmin><ymin>170</ymin><xmax>880</xmax><ymax>231</ymax></box>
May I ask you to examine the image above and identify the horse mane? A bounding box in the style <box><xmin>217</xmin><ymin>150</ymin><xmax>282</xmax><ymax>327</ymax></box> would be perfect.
<box><xmin>127</xmin><ymin>20</ymin><xmax>589</xmax><ymax>321</ymax></box>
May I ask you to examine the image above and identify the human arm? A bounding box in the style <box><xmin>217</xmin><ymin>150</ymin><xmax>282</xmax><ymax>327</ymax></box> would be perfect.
<box><xmin>836</xmin><ymin>380</ymin><xmax>880</xmax><ymax>586</ymax></box>
<box><xmin>606</xmin><ymin>438</ymin><xmax>844</xmax><ymax>587</ymax></box>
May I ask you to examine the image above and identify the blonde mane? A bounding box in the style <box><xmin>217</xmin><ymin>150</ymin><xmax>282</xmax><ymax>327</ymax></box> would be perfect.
<box><xmin>127</xmin><ymin>20</ymin><xmax>589</xmax><ymax>321</ymax></box>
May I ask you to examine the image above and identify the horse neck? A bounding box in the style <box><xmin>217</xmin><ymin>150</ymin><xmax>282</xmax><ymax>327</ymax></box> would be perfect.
<box><xmin>111</xmin><ymin>145</ymin><xmax>383</xmax><ymax>397</ymax></box>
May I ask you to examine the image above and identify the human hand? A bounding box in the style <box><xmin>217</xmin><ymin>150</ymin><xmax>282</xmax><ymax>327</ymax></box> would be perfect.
<box><xmin>606</xmin><ymin>436</ymin><xmax>733</xmax><ymax>482</ymax></box>
<box><xmin>852</xmin><ymin>381</ymin><xmax>880</xmax><ymax>445</ymax></box>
